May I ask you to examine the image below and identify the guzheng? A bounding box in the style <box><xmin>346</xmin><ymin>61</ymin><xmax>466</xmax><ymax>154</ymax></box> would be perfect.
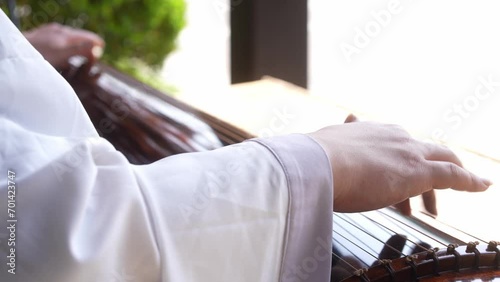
<box><xmin>62</xmin><ymin>61</ymin><xmax>500</xmax><ymax>282</ymax></box>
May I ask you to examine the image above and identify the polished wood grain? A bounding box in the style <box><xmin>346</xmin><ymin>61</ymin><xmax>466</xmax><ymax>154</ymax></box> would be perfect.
<box><xmin>63</xmin><ymin>62</ymin><xmax>252</xmax><ymax>164</ymax></box>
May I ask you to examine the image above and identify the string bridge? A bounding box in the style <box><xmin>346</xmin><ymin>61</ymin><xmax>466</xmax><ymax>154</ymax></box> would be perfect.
<box><xmin>487</xmin><ymin>241</ymin><xmax>500</xmax><ymax>269</ymax></box>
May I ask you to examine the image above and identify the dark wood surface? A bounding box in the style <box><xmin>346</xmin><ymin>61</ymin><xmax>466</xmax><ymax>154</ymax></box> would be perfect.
<box><xmin>63</xmin><ymin>62</ymin><xmax>253</xmax><ymax>164</ymax></box>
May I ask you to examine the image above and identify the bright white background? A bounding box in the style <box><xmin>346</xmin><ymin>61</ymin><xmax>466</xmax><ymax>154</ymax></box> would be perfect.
<box><xmin>309</xmin><ymin>0</ymin><xmax>500</xmax><ymax>160</ymax></box>
<box><xmin>161</xmin><ymin>0</ymin><xmax>230</xmax><ymax>97</ymax></box>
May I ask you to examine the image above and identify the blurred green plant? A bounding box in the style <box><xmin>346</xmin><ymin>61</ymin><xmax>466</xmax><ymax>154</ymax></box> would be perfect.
<box><xmin>12</xmin><ymin>0</ymin><xmax>186</xmax><ymax>93</ymax></box>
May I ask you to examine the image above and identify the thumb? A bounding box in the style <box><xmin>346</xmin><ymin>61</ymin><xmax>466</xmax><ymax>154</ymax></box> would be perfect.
<box><xmin>74</xmin><ymin>41</ymin><xmax>100</xmax><ymax>61</ymax></box>
<box><xmin>66</xmin><ymin>41</ymin><xmax>103</xmax><ymax>68</ymax></box>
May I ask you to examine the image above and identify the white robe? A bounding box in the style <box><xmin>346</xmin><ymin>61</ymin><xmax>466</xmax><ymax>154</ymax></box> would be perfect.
<box><xmin>0</xmin><ymin>11</ymin><xmax>333</xmax><ymax>282</ymax></box>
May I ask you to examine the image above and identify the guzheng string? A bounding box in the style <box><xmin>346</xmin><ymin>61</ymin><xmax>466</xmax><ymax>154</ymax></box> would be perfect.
<box><xmin>338</xmin><ymin>213</ymin><xmax>392</xmax><ymax>237</ymax></box>
<box><xmin>331</xmin><ymin>251</ymin><xmax>363</xmax><ymax>273</ymax></box>
<box><xmin>334</xmin><ymin>216</ymin><xmax>380</xmax><ymax>257</ymax></box>
<box><xmin>334</xmin><ymin>214</ymin><xmax>407</xmax><ymax>259</ymax></box>
<box><xmin>378</xmin><ymin>209</ymin><xmax>488</xmax><ymax>244</ymax></box>
<box><xmin>331</xmin><ymin>212</ymin><xmax>413</xmax><ymax>281</ymax></box>
<box><xmin>333</xmin><ymin>229</ymin><xmax>380</xmax><ymax>261</ymax></box>
<box><xmin>331</xmin><ymin>210</ymin><xmax>447</xmax><ymax>279</ymax></box>
<box><xmin>359</xmin><ymin>212</ymin><xmax>441</xmax><ymax>251</ymax></box>
<box><xmin>331</xmin><ymin>208</ymin><xmax>499</xmax><ymax>281</ymax></box>
<box><xmin>376</xmin><ymin>210</ymin><xmax>448</xmax><ymax>247</ymax></box>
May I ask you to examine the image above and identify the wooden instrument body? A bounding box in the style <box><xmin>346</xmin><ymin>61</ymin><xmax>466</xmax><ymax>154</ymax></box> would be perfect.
<box><xmin>340</xmin><ymin>240</ymin><xmax>500</xmax><ymax>281</ymax></box>
<box><xmin>62</xmin><ymin>63</ymin><xmax>499</xmax><ymax>282</ymax></box>
<box><xmin>63</xmin><ymin>62</ymin><xmax>252</xmax><ymax>164</ymax></box>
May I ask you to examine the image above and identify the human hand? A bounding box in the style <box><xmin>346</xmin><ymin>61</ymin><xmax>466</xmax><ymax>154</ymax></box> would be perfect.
<box><xmin>345</xmin><ymin>114</ymin><xmax>438</xmax><ymax>216</ymax></box>
<box><xmin>23</xmin><ymin>23</ymin><xmax>104</xmax><ymax>70</ymax></box>
<box><xmin>307</xmin><ymin>114</ymin><xmax>492</xmax><ymax>213</ymax></box>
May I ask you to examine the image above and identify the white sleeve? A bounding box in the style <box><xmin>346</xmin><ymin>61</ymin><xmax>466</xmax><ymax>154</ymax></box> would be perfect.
<box><xmin>0</xmin><ymin>11</ymin><xmax>333</xmax><ymax>282</ymax></box>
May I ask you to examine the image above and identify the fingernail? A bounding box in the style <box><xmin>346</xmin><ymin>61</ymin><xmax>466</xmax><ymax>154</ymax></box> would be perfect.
<box><xmin>481</xmin><ymin>178</ymin><xmax>493</xmax><ymax>187</ymax></box>
<box><xmin>92</xmin><ymin>45</ymin><xmax>103</xmax><ymax>59</ymax></box>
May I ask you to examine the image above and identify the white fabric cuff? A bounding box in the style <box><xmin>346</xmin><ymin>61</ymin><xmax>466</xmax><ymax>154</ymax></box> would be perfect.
<box><xmin>250</xmin><ymin>134</ymin><xmax>333</xmax><ymax>282</ymax></box>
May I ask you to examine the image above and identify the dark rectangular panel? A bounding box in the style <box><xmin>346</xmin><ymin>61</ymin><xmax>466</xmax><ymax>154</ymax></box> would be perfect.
<box><xmin>231</xmin><ymin>0</ymin><xmax>308</xmax><ymax>88</ymax></box>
